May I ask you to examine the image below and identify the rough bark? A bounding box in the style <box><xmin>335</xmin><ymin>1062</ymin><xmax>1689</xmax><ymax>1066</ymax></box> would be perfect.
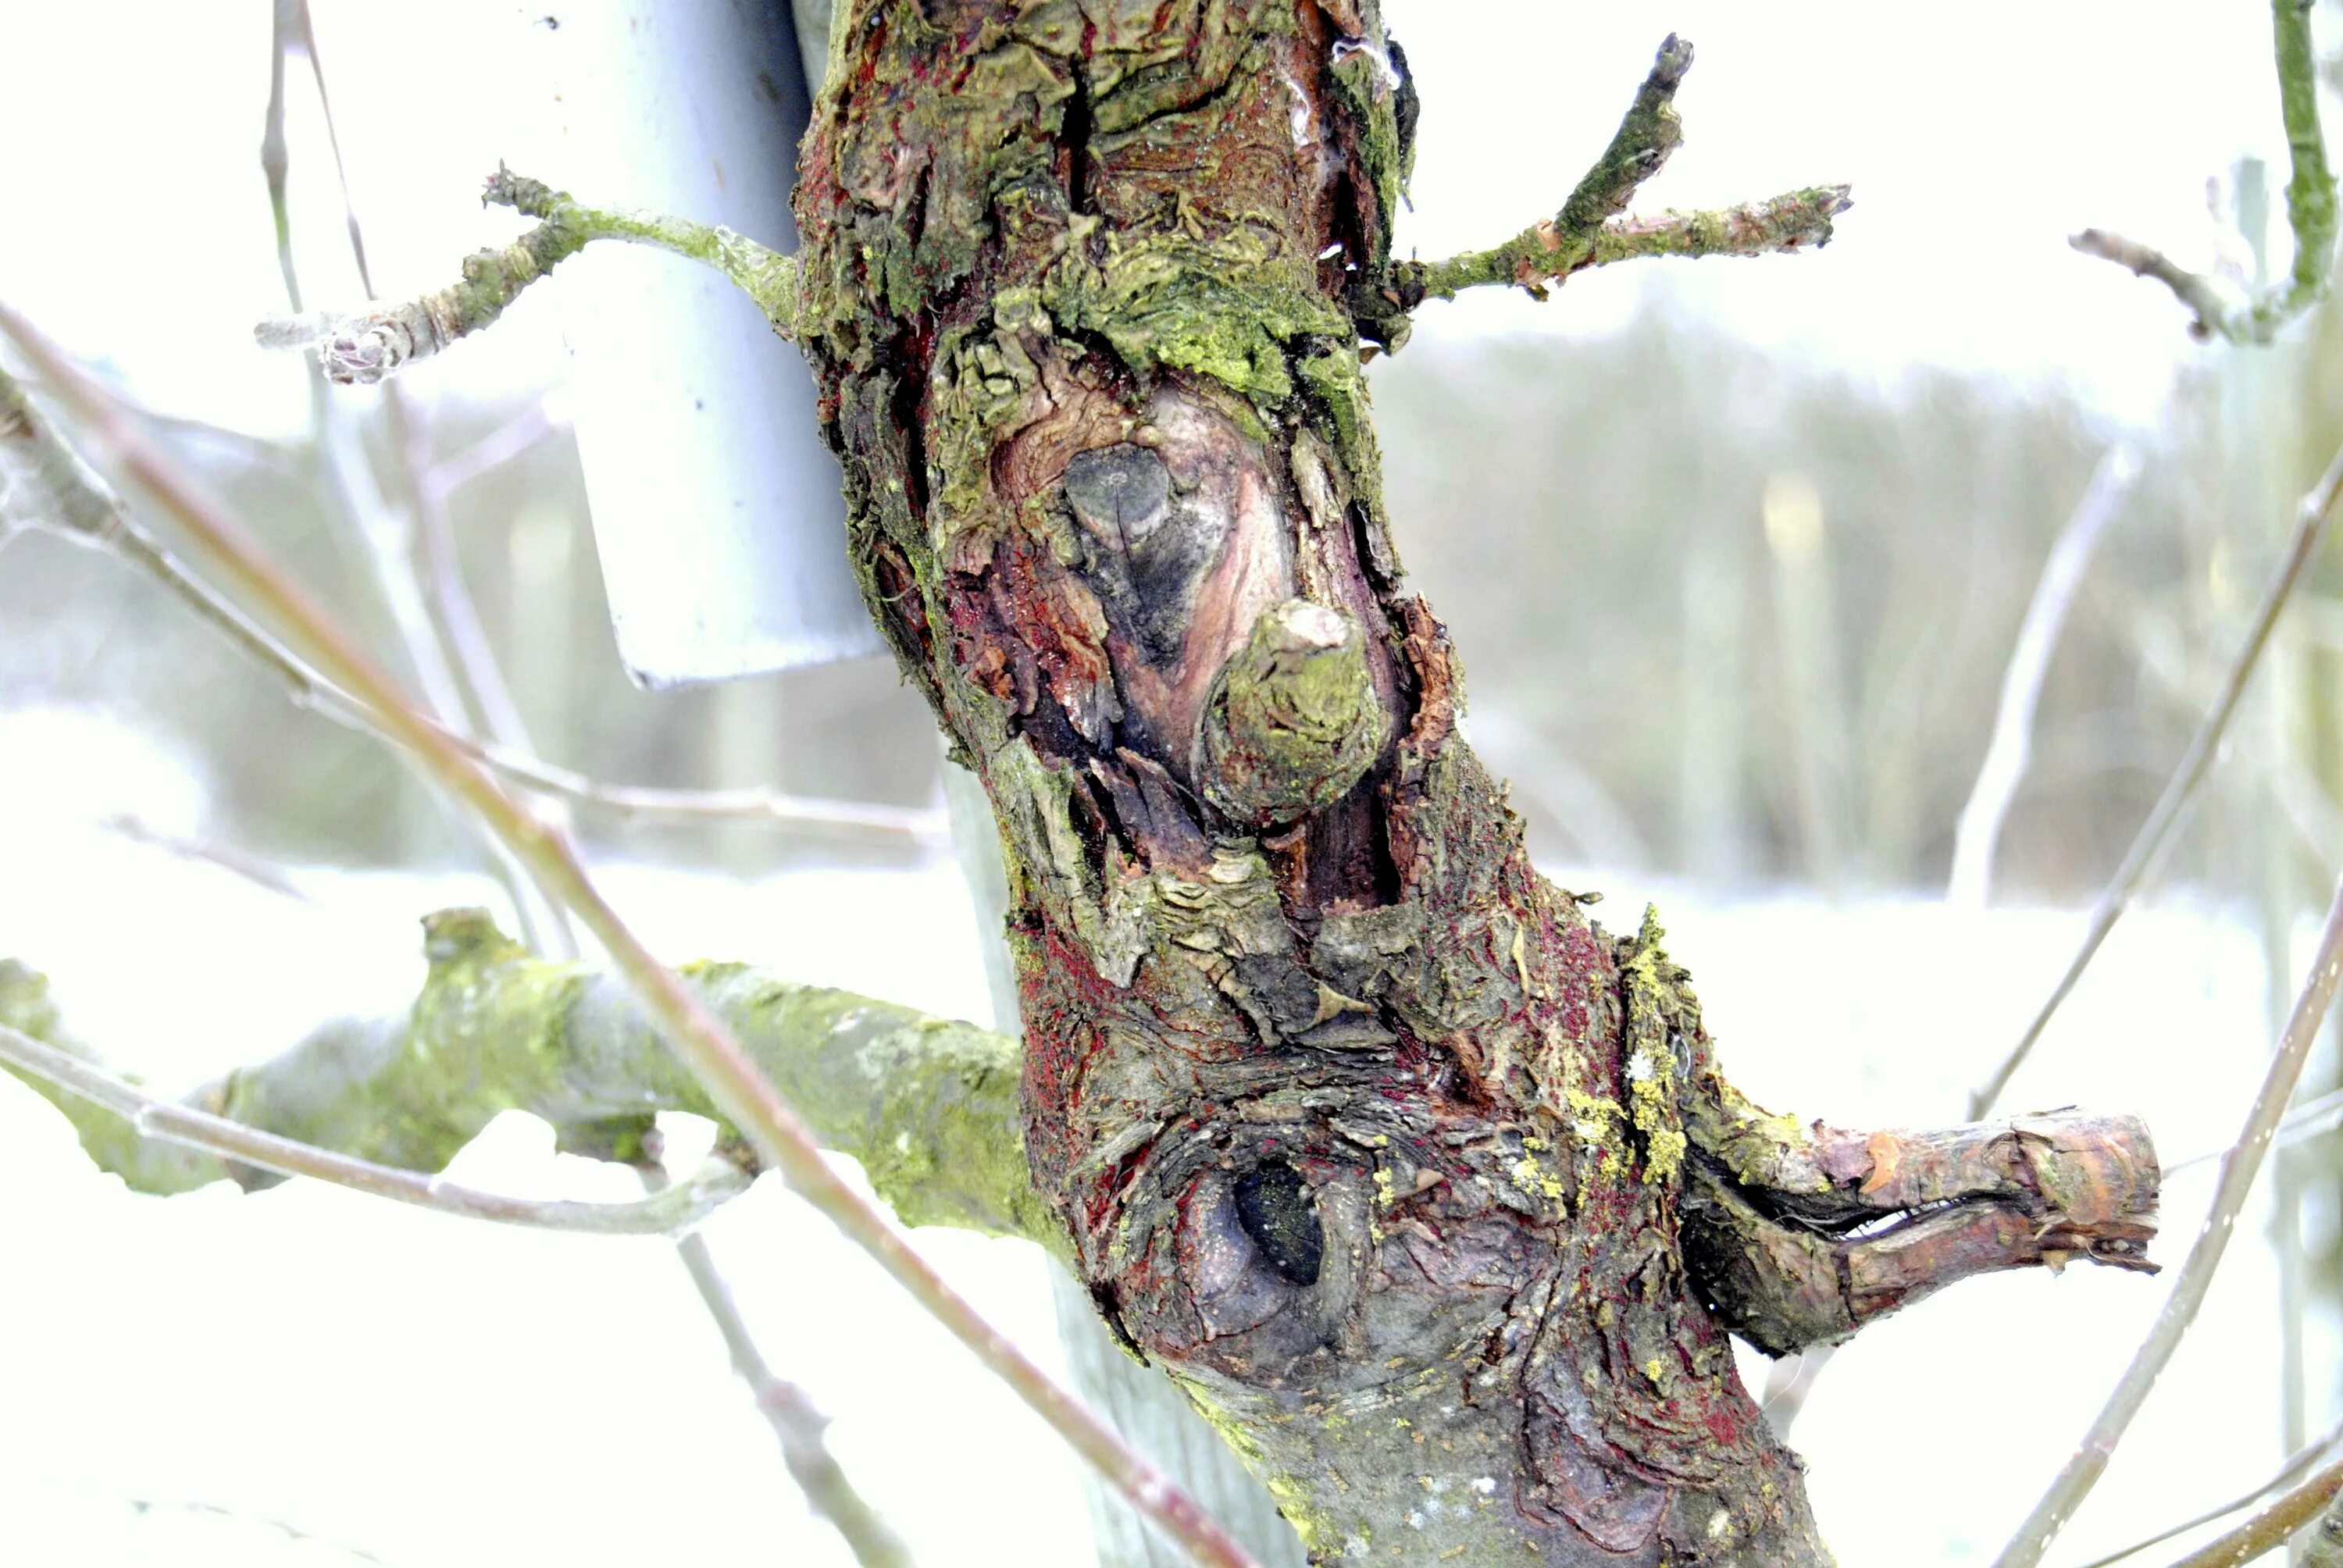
<box><xmin>786</xmin><ymin>3</ymin><xmax>2161</xmax><ymax>1562</ymax></box>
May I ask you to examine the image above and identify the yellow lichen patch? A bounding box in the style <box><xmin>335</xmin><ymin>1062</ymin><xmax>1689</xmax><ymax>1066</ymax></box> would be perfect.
<box><xmin>1510</xmin><ymin>1150</ymin><xmax>1566</xmax><ymax>1203</ymax></box>
<box><xmin>1564</xmin><ymin>1085</ymin><xmax>1628</xmax><ymax>1179</ymax></box>
<box><xmin>1619</xmin><ymin>904</ymin><xmax>1689</xmax><ymax>1184</ymax></box>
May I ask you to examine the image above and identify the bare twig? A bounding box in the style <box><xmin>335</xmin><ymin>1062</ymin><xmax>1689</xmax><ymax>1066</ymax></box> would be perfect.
<box><xmin>0</xmin><ymin>1020</ymin><xmax>751</xmax><ymax>1236</ymax></box>
<box><xmin>419</xmin><ymin>396</ymin><xmax>564</xmax><ymax>501</ymax></box>
<box><xmin>2072</xmin><ymin>0</ymin><xmax>2337</xmax><ymax>342</ymax></box>
<box><xmin>127</xmin><ymin>1497</ymin><xmax>387</xmax><ymax>1566</ymax></box>
<box><xmin>1968</xmin><ymin>433</ymin><xmax>2343</xmax><ymax>1120</ymax></box>
<box><xmin>2167</xmin><ymin>1081</ymin><xmax>2343</xmax><ymax>1176</ymax></box>
<box><xmin>640</xmin><ymin>1153</ymin><xmax>913</xmax><ymax>1568</ymax></box>
<box><xmin>259</xmin><ymin>169</ymin><xmax>802</xmax><ymax>385</ymax></box>
<box><xmin>98</xmin><ymin>814</ymin><xmax>312</xmax><ymax>902</ymax></box>
<box><xmin>1992</xmin><ymin>864</ymin><xmax>2343</xmax><ymax>1566</ymax></box>
<box><xmin>0</xmin><ymin>305</ymin><xmax>1257</xmax><ymax>1568</ymax></box>
<box><xmin>1392</xmin><ymin>37</ymin><xmax>1848</xmax><ymax>306</ymax></box>
<box><xmin>256</xmin><ymin>21</ymin><xmax>566</xmax><ymax>954</ymax></box>
<box><xmin>1765</xmin><ymin>451</ymin><xmax>2141</xmax><ymax>1442</ymax></box>
<box><xmin>1947</xmin><ymin>447</ymin><xmax>2139</xmax><ymax>907</ymax></box>
<box><xmin>2072</xmin><ymin>1415</ymin><xmax>2343</xmax><ymax>1566</ymax></box>
<box><xmin>262</xmin><ymin>0</ymin><xmax>302</xmax><ymax>311</ymax></box>
<box><xmin>1</xmin><ymin>362</ymin><xmax>931</xmax><ymax>840</ymax></box>
<box><xmin>287</xmin><ymin>0</ymin><xmax>374</xmax><ymax>298</ymax></box>
<box><xmin>2165</xmin><ymin>1452</ymin><xmax>2343</xmax><ymax>1568</ymax></box>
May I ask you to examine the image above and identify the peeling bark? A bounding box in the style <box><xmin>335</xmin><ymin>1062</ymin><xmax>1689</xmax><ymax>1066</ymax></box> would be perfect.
<box><xmin>787</xmin><ymin>4</ymin><xmax>2161</xmax><ymax>1562</ymax></box>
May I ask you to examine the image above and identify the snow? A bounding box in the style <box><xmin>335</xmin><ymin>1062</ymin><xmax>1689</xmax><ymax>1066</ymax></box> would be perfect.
<box><xmin>0</xmin><ymin>708</ymin><xmax>2321</xmax><ymax>1565</ymax></box>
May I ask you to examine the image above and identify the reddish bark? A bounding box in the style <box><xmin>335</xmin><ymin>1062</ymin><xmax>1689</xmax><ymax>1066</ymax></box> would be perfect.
<box><xmin>790</xmin><ymin>5</ymin><xmax>2159</xmax><ymax>1559</ymax></box>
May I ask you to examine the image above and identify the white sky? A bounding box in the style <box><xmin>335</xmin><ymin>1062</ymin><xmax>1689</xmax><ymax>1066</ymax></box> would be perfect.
<box><xmin>0</xmin><ymin>1</ymin><xmax>2294</xmax><ymax>431</ymax></box>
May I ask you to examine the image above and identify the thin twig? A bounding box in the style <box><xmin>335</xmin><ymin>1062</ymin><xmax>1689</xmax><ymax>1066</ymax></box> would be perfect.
<box><xmin>1947</xmin><ymin>447</ymin><xmax>2140</xmax><ymax>907</ymax></box>
<box><xmin>0</xmin><ymin>1021</ymin><xmax>750</xmax><ymax>1236</ymax></box>
<box><xmin>259</xmin><ymin>169</ymin><xmax>802</xmax><ymax>385</ymax></box>
<box><xmin>1768</xmin><ymin>451</ymin><xmax>2142</xmax><ymax>1442</ymax></box>
<box><xmin>259</xmin><ymin>22</ymin><xmax>573</xmax><ymax>959</ymax></box>
<box><xmin>1756</xmin><ymin>1345</ymin><xmax>1835</xmax><ymax>1440</ymax></box>
<box><xmin>98</xmin><ymin>814</ymin><xmax>313</xmax><ymax>903</ymax></box>
<box><xmin>289</xmin><ymin>0</ymin><xmax>374</xmax><ymax>297</ymax></box>
<box><xmin>2072</xmin><ymin>0</ymin><xmax>2337</xmax><ymax>342</ymax></box>
<box><xmin>2166</xmin><ymin>1452</ymin><xmax>2343</xmax><ymax>1568</ymax></box>
<box><xmin>0</xmin><ymin>305</ymin><xmax>1257</xmax><ymax>1568</ymax></box>
<box><xmin>2166</xmin><ymin>1081</ymin><xmax>2343</xmax><ymax>1176</ymax></box>
<box><xmin>419</xmin><ymin>397</ymin><xmax>564</xmax><ymax>501</ymax></box>
<box><xmin>2071</xmin><ymin>1415</ymin><xmax>2343</xmax><ymax>1566</ymax></box>
<box><xmin>127</xmin><ymin>1497</ymin><xmax>387</xmax><ymax>1566</ymax></box>
<box><xmin>1389</xmin><ymin>37</ymin><xmax>1848</xmax><ymax>307</ymax></box>
<box><xmin>641</xmin><ymin>1155</ymin><xmax>913</xmax><ymax>1568</ymax></box>
<box><xmin>1968</xmin><ymin>433</ymin><xmax>2343</xmax><ymax>1120</ymax></box>
<box><xmin>262</xmin><ymin>0</ymin><xmax>302</xmax><ymax>312</ymax></box>
<box><xmin>0</xmin><ymin>364</ymin><xmax>930</xmax><ymax>840</ymax></box>
<box><xmin>1991</xmin><ymin>864</ymin><xmax>2343</xmax><ymax>1566</ymax></box>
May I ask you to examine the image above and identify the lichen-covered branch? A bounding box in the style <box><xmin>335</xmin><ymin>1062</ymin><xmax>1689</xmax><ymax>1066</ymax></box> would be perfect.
<box><xmin>0</xmin><ymin>315</ymin><xmax>1257</xmax><ymax>1568</ymax></box>
<box><xmin>0</xmin><ymin>911</ymin><xmax>1048</xmax><ymax>1249</ymax></box>
<box><xmin>2072</xmin><ymin>0</ymin><xmax>2337</xmax><ymax>342</ymax></box>
<box><xmin>259</xmin><ymin>168</ymin><xmax>804</xmax><ymax>384</ymax></box>
<box><xmin>28</xmin><ymin>4</ymin><xmax>2164</xmax><ymax>1558</ymax></box>
<box><xmin>1416</xmin><ymin>185</ymin><xmax>1851</xmax><ymax>305</ymax></box>
<box><xmin>1369</xmin><ymin>37</ymin><xmax>1848</xmax><ymax>322</ymax></box>
<box><xmin>0</xmin><ymin>989</ymin><xmax>750</xmax><ymax>1236</ymax></box>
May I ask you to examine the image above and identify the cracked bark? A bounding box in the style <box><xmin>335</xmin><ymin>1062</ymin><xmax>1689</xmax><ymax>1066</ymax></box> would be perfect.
<box><xmin>787</xmin><ymin>3</ymin><xmax>2161</xmax><ymax>1562</ymax></box>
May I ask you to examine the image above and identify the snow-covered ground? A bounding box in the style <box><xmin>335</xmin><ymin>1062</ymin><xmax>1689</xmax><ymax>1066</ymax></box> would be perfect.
<box><xmin>0</xmin><ymin>707</ymin><xmax>2322</xmax><ymax>1566</ymax></box>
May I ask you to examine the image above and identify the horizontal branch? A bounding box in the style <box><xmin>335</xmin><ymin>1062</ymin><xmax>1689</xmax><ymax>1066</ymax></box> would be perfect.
<box><xmin>0</xmin><ymin>307</ymin><xmax>1255</xmax><ymax>1568</ymax></box>
<box><xmin>2070</xmin><ymin>0</ymin><xmax>2336</xmax><ymax>342</ymax></box>
<box><xmin>0</xmin><ymin>1000</ymin><xmax>747</xmax><ymax>1236</ymax></box>
<box><xmin>1417</xmin><ymin>184</ymin><xmax>1851</xmax><ymax>303</ymax></box>
<box><xmin>1681</xmin><ymin>1103</ymin><xmax>2160</xmax><ymax>1357</ymax></box>
<box><xmin>259</xmin><ymin>168</ymin><xmax>803</xmax><ymax>385</ymax></box>
<box><xmin>0</xmin><ymin>911</ymin><xmax>1047</xmax><ymax>1248</ymax></box>
<box><xmin>1378</xmin><ymin>37</ymin><xmax>1848</xmax><ymax>312</ymax></box>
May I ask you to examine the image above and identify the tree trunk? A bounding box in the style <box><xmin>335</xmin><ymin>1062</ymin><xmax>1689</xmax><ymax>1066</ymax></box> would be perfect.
<box><xmin>790</xmin><ymin>4</ymin><xmax>2159</xmax><ymax>1563</ymax></box>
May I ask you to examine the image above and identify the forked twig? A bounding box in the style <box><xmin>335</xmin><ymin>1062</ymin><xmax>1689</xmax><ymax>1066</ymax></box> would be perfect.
<box><xmin>1383</xmin><ymin>37</ymin><xmax>1848</xmax><ymax>312</ymax></box>
<box><xmin>2071</xmin><ymin>0</ymin><xmax>2337</xmax><ymax>343</ymax></box>
<box><xmin>259</xmin><ymin>169</ymin><xmax>803</xmax><ymax>385</ymax></box>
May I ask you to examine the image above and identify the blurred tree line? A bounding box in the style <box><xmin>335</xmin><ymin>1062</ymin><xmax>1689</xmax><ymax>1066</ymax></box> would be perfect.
<box><xmin>12</xmin><ymin>273</ymin><xmax>2343</xmax><ymax>917</ymax></box>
